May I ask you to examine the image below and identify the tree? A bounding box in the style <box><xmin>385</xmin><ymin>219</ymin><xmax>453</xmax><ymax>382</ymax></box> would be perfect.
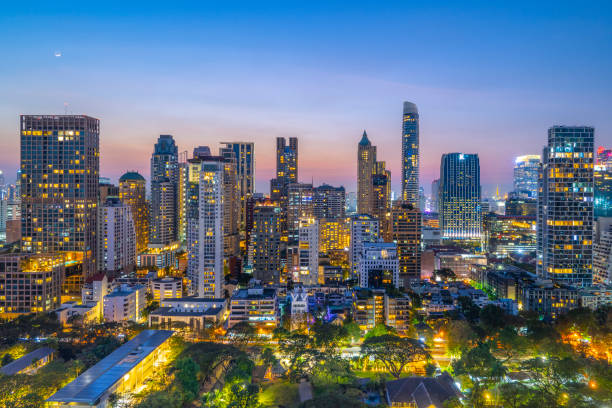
<box><xmin>226</xmin><ymin>383</ymin><xmax>262</xmax><ymax>408</ymax></box>
<box><xmin>445</xmin><ymin>320</ymin><xmax>476</xmax><ymax>358</ymax></box>
<box><xmin>1</xmin><ymin>353</ymin><xmax>14</xmax><ymax>366</ymax></box>
<box><xmin>260</xmin><ymin>348</ymin><xmax>278</xmax><ymax>368</ymax></box>
<box><xmin>311</xmin><ymin>321</ymin><xmax>348</xmax><ymax>353</ymax></box>
<box><xmin>479</xmin><ymin>304</ymin><xmax>506</xmax><ymax>334</ymax></box>
<box><xmin>363</xmin><ymin>324</ymin><xmax>396</xmax><ymax>340</ymax></box>
<box><xmin>227</xmin><ymin>322</ymin><xmax>257</xmax><ymax>349</ymax></box>
<box><xmin>361</xmin><ymin>335</ymin><xmax>429</xmax><ymax>379</ymax></box>
<box><xmin>311</xmin><ymin>355</ymin><xmax>354</xmax><ymax>388</ymax></box>
<box><xmin>343</xmin><ymin>319</ymin><xmax>362</xmax><ymax>343</ymax></box>
<box><xmin>452</xmin><ymin>342</ymin><xmax>506</xmax><ymax>387</ymax></box>
<box><xmin>175</xmin><ymin>357</ymin><xmax>200</xmax><ymax>401</ymax></box>
<box><xmin>456</xmin><ymin>296</ymin><xmax>480</xmax><ymax>323</ymax></box>
<box><xmin>435</xmin><ymin>268</ymin><xmax>456</xmax><ymax>281</ymax></box>
<box><xmin>278</xmin><ymin>333</ymin><xmax>318</xmax><ymax>381</ymax></box>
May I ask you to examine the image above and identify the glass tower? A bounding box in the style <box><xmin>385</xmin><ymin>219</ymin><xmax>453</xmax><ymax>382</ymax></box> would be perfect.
<box><xmin>401</xmin><ymin>102</ymin><xmax>419</xmax><ymax>207</ymax></box>
<box><xmin>150</xmin><ymin>135</ymin><xmax>178</xmax><ymax>245</ymax></box>
<box><xmin>513</xmin><ymin>155</ymin><xmax>541</xmax><ymax>198</ymax></box>
<box><xmin>438</xmin><ymin>153</ymin><xmax>481</xmax><ymax>240</ymax></box>
<box><xmin>537</xmin><ymin>126</ymin><xmax>594</xmax><ymax>287</ymax></box>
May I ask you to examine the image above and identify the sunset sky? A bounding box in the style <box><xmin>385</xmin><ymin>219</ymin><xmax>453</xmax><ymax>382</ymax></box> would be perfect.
<box><xmin>1</xmin><ymin>1</ymin><xmax>611</xmax><ymax>196</ymax></box>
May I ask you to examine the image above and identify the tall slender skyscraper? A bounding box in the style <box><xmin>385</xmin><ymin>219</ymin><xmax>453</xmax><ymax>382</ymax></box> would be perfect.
<box><xmin>357</xmin><ymin>131</ymin><xmax>376</xmax><ymax>215</ymax></box>
<box><xmin>20</xmin><ymin>115</ymin><xmax>100</xmax><ymax>278</ymax></box>
<box><xmin>119</xmin><ymin>171</ymin><xmax>149</xmax><ymax>253</ymax></box>
<box><xmin>537</xmin><ymin>126</ymin><xmax>594</xmax><ymax>287</ymax></box>
<box><xmin>150</xmin><ymin>135</ymin><xmax>178</xmax><ymax>245</ymax></box>
<box><xmin>439</xmin><ymin>153</ymin><xmax>481</xmax><ymax>240</ymax></box>
<box><xmin>221</xmin><ymin>142</ymin><xmax>255</xmax><ymax>231</ymax></box>
<box><xmin>219</xmin><ymin>146</ymin><xmax>241</xmax><ymax>258</ymax></box>
<box><xmin>401</xmin><ymin>102</ymin><xmax>419</xmax><ymax>206</ymax></box>
<box><xmin>513</xmin><ymin>155</ymin><xmax>541</xmax><ymax>198</ymax></box>
<box><xmin>249</xmin><ymin>204</ymin><xmax>283</xmax><ymax>285</ymax></box>
<box><xmin>390</xmin><ymin>201</ymin><xmax>422</xmax><ymax>285</ymax></box>
<box><xmin>98</xmin><ymin>197</ymin><xmax>136</xmax><ymax>273</ymax></box>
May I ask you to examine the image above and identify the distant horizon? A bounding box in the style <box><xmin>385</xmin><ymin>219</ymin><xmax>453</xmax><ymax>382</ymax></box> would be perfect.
<box><xmin>2</xmin><ymin>1</ymin><xmax>612</xmax><ymax>196</ymax></box>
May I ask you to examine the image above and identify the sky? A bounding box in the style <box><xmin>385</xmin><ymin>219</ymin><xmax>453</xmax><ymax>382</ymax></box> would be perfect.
<box><xmin>1</xmin><ymin>1</ymin><xmax>611</xmax><ymax>196</ymax></box>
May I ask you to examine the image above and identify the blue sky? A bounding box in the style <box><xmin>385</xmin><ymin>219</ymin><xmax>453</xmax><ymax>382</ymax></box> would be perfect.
<box><xmin>1</xmin><ymin>1</ymin><xmax>611</xmax><ymax>195</ymax></box>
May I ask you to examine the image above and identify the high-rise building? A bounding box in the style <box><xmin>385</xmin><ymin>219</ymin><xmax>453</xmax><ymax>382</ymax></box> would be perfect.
<box><xmin>358</xmin><ymin>242</ymin><xmax>400</xmax><ymax>289</ymax></box>
<box><xmin>119</xmin><ymin>172</ymin><xmax>149</xmax><ymax>253</ymax></box>
<box><xmin>372</xmin><ymin>169</ymin><xmax>391</xmax><ymax>239</ymax></box>
<box><xmin>150</xmin><ymin>135</ymin><xmax>179</xmax><ymax>245</ymax></box>
<box><xmin>349</xmin><ymin>214</ymin><xmax>379</xmax><ymax>278</ymax></box>
<box><xmin>270</xmin><ymin>137</ymin><xmax>298</xmax><ymax>201</ymax></box>
<box><xmin>99</xmin><ymin>182</ymin><xmax>119</xmax><ymax>204</ymax></box>
<box><xmin>177</xmin><ymin>160</ymin><xmax>188</xmax><ymax>243</ymax></box>
<box><xmin>0</xmin><ymin>254</ymin><xmax>64</xmax><ymax>318</ymax></box>
<box><xmin>593</xmin><ymin>223</ymin><xmax>612</xmax><ymax>285</ymax></box>
<box><xmin>401</xmin><ymin>102</ymin><xmax>419</xmax><ymax>206</ymax></box>
<box><xmin>513</xmin><ymin>155</ymin><xmax>541</xmax><ymax>198</ymax></box>
<box><xmin>505</xmin><ymin>195</ymin><xmax>537</xmax><ymax>217</ymax></box>
<box><xmin>249</xmin><ymin>204</ymin><xmax>283</xmax><ymax>285</ymax></box>
<box><xmin>221</xmin><ymin>142</ymin><xmax>255</xmax><ymax>230</ymax></box>
<box><xmin>594</xmin><ymin>165</ymin><xmax>612</xmax><ymax>218</ymax></box>
<box><xmin>318</xmin><ymin>218</ymin><xmax>351</xmax><ymax>254</ymax></box>
<box><xmin>430</xmin><ymin>179</ymin><xmax>440</xmax><ymax>213</ymax></box>
<box><xmin>537</xmin><ymin>126</ymin><xmax>594</xmax><ymax>287</ymax></box>
<box><xmin>389</xmin><ymin>201</ymin><xmax>421</xmax><ymax>285</ymax></box>
<box><xmin>296</xmin><ymin>218</ymin><xmax>319</xmax><ymax>285</ymax></box>
<box><xmin>286</xmin><ymin>183</ymin><xmax>314</xmax><ymax>243</ymax></box>
<box><xmin>195</xmin><ymin>158</ymin><xmax>224</xmax><ymax>298</ymax></box>
<box><xmin>219</xmin><ymin>146</ymin><xmax>241</xmax><ymax>259</ymax></box>
<box><xmin>313</xmin><ymin>184</ymin><xmax>345</xmax><ymax>219</ymax></box>
<box><xmin>98</xmin><ymin>197</ymin><xmax>136</xmax><ymax>273</ymax></box>
<box><xmin>439</xmin><ymin>153</ymin><xmax>481</xmax><ymax>240</ymax></box>
<box><xmin>596</xmin><ymin>146</ymin><xmax>612</xmax><ymax>169</ymax></box>
<box><xmin>357</xmin><ymin>131</ymin><xmax>376</xmax><ymax>215</ymax></box>
<box><xmin>20</xmin><ymin>115</ymin><xmax>99</xmax><ymax>278</ymax></box>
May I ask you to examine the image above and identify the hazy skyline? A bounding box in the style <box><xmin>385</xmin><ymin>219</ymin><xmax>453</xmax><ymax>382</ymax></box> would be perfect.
<box><xmin>2</xmin><ymin>1</ymin><xmax>611</xmax><ymax>196</ymax></box>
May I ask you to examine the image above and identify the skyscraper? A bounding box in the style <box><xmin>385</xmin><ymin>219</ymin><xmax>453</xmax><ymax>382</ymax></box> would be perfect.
<box><xmin>513</xmin><ymin>155</ymin><xmax>541</xmax><ymax>198</ymax></box>
<box><xmin>439</xmin><ymin>153</ymin><xmax>481</xmax><ymax>240</ymax></box>
<box><xmin>286</xmin><ymin>183</ymin><xmax>314</xmax><ymax>243</ymax></box>
<box><xmin>297</xmin><ymin>218</ymin><xmax>319</xmax><ymax>285</ymax></box>
<box><xmin>221</xmin><ymin>142</ymin><xmax>255</xmax><ymax>229</ymax></box>
<box><xmin>401</xmin><ymin>102</ymin><xmax>419</xmax><ymax>206</ymax></box>
<box><xmin>98</xmin><ymin>197</ymin><xmax>136</xmax><ymax>273</ymax></box>
<box><xmin>119</xmin><ymin>171</ymin><xmax>149</xmax><ymax>253</ymax></box>
<box><xmin>270</xmin><ymin>137</ymin><xmax>298</xmax><ymax>201</ymax></box>
<box><xmin>537</xmin><ymin>126</ymin><xmax>594</xmax><ymax>287</ymax></box>
<box><xmin>594</xmin><ymin>164</ymin><xmax>612</xmax><ymax>218</ymax></box>
<box><xmin>357</xmin><ymin>131</ymin><xmax>376</xmax><ymax>215</ymax></box>
<box><xmin>20</xmin><ymin>115</ymin><xmax>100</xmax><ymax>277</ymax></box>
<box><xmin>313</xmin><ymin>184</ymin><xmax>346</xmax><ymax>219</ymax></box>
<box><xmin>430</xmin><ymin>179</ymin><xmax>440</xmax><ymax>213</ymax></box>
<box><xmin>372</xmin><ymin>171</ymin><xmax>391</xmax><ymax>239</ymax></box>
<box><xmin>249</xmin><ymin>204</ymin><xmax>283</xmax><ymax>285</ymax></box>
<box><xmin>219</xmin><ymin>146</ymin><xmax>241</xmax><ymax>259</ymax></box>
<box><xmin>150</xmin><ymin>135</ymin><xmax>178</xmax><ymax>245</ymax></box>
<box><xmin>195</xmin><ymin>158</ymin><xmax>224</xmax><ymax>298</ymax></box>
<box><xmin>349</xmin><ymin>214</ymin><xmax>380</xmax><ymax>278</ymax></box>
<box><xmin>389</xmin><ymin>201</ymin><xmax>422</xmax><ymax>285</ymax></box>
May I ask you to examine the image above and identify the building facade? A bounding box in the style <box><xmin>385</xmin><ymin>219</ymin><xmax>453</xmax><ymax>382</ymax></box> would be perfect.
<box><xmin>401</xmin><ymin>102</ymin><xmax>419</xmax><ymax>206</ymax></box>
<box><xmin>20</xmin><ymin>115</ymin><xmax>99</xmax><ymax>278</ymax></box>
<box><xmin>513</xmin><ymin>155</ymin><xmax>541</xmax><ymax>198</ymax></box>
<box><xmin>357</xmin><ymin>131</ymin><xmax>376</xmax><ymax>215</ymax></box>
<box><xmin>119</xmin><ymin>172</ymin><xmax>149</xmax><ymax>253</ymax></box>
<box><xmin>439</xmin><ymin>153</ymin><xmax>481</xmax><ymax>240</ymax></box>
<box><xmin>150</xmin><ymin>135</ymin><xmax>179</xmax><ymax>245</ymax></box>
<box><xmin>249</xmin><ymin>205</ymin><xmax>283</xmax><ymax>285</ymax></box>
<box><xmin>98</xmin><ymin>197</ymin><xmax>136</xmax><ymax>273</ymax></box>
<box><xmin>389</xmin><ymin>201</ymin><xmax>422</xmax><ymax>284</ymax></box>
<box><xmin>313</xmin><ymin>184</ymin><xmax>345</xmax><ymax>219</ymax></box>
<box><xmin>358</xmin><ymin>242</ymin><xmax>400</xmax><ymax>289</ymax></box>
<box><xmin>537</xmin><ymin>126</ymin><xmax>594</xmax><ymax>287</ymax></box>
<box><xmin>296</xmin><ymin>218</ymin><xmax>319</xmax><ymax>285</ymax></box>
<box><xmin>349</xmin><ymin>215</ymin><xmax>380</xmax><ymax>278</ymax></box>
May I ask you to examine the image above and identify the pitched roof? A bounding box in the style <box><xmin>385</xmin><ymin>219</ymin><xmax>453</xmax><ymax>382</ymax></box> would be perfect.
<box><xmin>359</xmin><ymin>130</ymin><xmax>371</xmax><ymax>146</ymax></box>
<box><xmin>386</xmin><ymin>373</ymin><xmax>461</xmax><ymax>408</ymax></box>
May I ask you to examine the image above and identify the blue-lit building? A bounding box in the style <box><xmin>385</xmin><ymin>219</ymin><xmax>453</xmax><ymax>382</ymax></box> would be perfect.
<box><xmin>513</xmin><ymin>154</ymin><xmax>540</xmax><ymax>198</ymax></box>
<box><xmin>537</xmin><ymin>126</ymin><xmax>594</xmax><ymax>287</ymax></box>
<box><xmin>438</xmin><ymin>153</ymin><xmax>481</xmax><ymax>240</ymax></box>
<box><xmin>594</xmin><ymin>165</ymin><xmax>612</xmax><ymax>218</ymax></box>
<box><xmin>401</xmin><ymin>102</ymin><xmax>419</xmax><ymax>207</ymax></box>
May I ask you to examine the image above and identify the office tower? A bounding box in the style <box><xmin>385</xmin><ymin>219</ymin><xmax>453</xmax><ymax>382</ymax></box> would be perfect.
<box><xmin>389</xmin><ymin>201</ymin><xmax>422</xmax><ymax>285</ymax></box>
<box><xmin>119</xmin><ymin>171</ymin><xmax>149</xmax><ymax>253</ymax></box>
<box><xmin>219</xmin><ymin>146</ymin><xmax>241</xmax><ymax>259</ymax></box>
<box><xmin>20</xmin><ymin>115</ymin><xmax>99</xmax><ymax>278</ymax></box>
<box><xmin>439</xmin><ymin>153</ymin><xmax>481</xmax><ymax>240</ymax></box>
<box><xmin>99</xmin><ymin>181</ymin><xmax>119</xmax><ymax>204</ymax></box>
<box><xmin>313</xmin><ymin>184</ymin><xmax>346</xmax><ymax>219</ymax></box>
<box><xmin>358</xmin><ymin>242</ymin><xmax>400</xmax><ymax>289</ymax></box>
<box><xmin>276</xmin><ymin>137</ymin><xmax>298</xmax><ymax>186</ymax></box>
<box><xmin>193</xmin><ymin>158</ymin><xmax>224</xmax><ymax>298</ymax></box>
<box><xmin>594</xmin><ymin>165</ymin><xmax>612</xmax><ymax>218</ymax></box>
<box><xmin>593</xmin><ymin>223</ymin><xmax>612</xmax><ymax>284</ymax></box>
<box><xmin>286</xmin><ymin>183</ymin><xmax>314</xmax><ymax>243</ymax></box>
<box><xmin>537</xmin><ymin>126</ymin><xmax>594</xmax><ymax>287</ymax></box>
<box><xmin>0</xmin><ymin>170</ymin><xmax>5</xmax><ymax>196</ymax></box>
<box><xmin>150</xmin><ymin>135</ymin><xmax>179</xmax><ymax>246</ymax></box>
<box><xmin>98</xmin><ymin>197</ymin><xmax>136</xmax><ymax>273</ymax></box>
<box><xmin>221</xmin><ymin>142</ymin><xmax>255</xmax><ymax>229</ymax></box>
<box><xmin>597</xmin><ymin>146</ymin><xmax>612</xmax><ymax>168</ymax></box>
<box><xmin>419</xmin><ymin>187</ymin><xmax>427</xmax><ymax>212</ymax></box>
<box><xmin>372</xmin><ymin>171</ymin><xmax>391</xmax><ymax>239</ymax></box>
<box><xmin>401</xmin><ymin>102</ymin><xmax>419</xmax><ymax>206</ymax></box>
<box><xmin>297</xmin><ymin>218</ymin><xmax>319</xmax><ymax>285</ymax></box>
<box><xmin>0</xmin><ymin>254</ymin><xmax>64</xmax><ymax>317</ymax></box>
<box><xmin>513</xmin><ymin>155</ymin><xmax>541</xmax><ymax>198</ymax></box>
<box><xmin>249</xmin><ymin>205</ymin><xmax>283</xmax><ymax>285</ymax></box>
<box><xmin>357</xmin><ymin>131</ymin><xmax>376</xmax><ymax>215</ymax></box>
<box><xmin>349</xmin><ymin>214</ymin><xmax>379</xmax><ymax>278</ymax></box>
<box><xmin>319</xmin><ymin>218</ymin><xmax>351</xmax><ymax>254</ymax></box>
<box><xmin>430</xmin><ymin>179</ymin><xmax>440</xmax><ymax>213</ymax></box>
<box><xmin>186</xmin><ymin>157</ymin><xmax>204</xmax><ymax>292</ymax></box>
<box><xmin>177</xmin><ymin>161</ymin><xmax>188</xmax><ymax>243</ymax></box>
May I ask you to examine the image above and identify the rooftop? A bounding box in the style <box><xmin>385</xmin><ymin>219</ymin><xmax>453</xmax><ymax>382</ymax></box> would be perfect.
<box><xmin>0</xmin><ymin>347</ymin><xmax>55</xmax><ymax>375</ymax></box>
<box><xmin>47</xmin><ymin>330</ymin><xmax>173</xmax><ymax>405</ymax></box>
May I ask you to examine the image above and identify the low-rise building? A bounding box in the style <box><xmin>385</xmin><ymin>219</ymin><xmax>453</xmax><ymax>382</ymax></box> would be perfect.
<box><xmin>435</xmin><ymin>252</ymin><xmax>487</xmax><ymax>279</ymax></box>
<box><xmin>137</xmin><ymin>242</ymin><xmax>180</xmax><ymax>269</ymax></box>
<box><xmin>358</xmin><ymin>242</ymin><xmax>400</xmax><ymax>289</ymax></box>
<box><xmin>151</xmin><ymin>277</ymin><xmax>183</xmax><ymax>301</ymax></box>
<box><xmin>47</xmin><ymin>330</ymin><xmax>173</xmax><ymax>408</ymax></box>
<box><xmin>0</xmin><ymin>347</ymin><xmax>55</xmax><ymax>375</ymax></box>
<box><xmin>228</xmin><ymin>285</ymin><xmax>278</xmax><ymax>329</ymax></box>
<box><xmin>580</xmin><ymin>286</ymin><xmax>612</xmax><ymax>310</ymax></box>
<box><xmin>385</xmin><ymin>372</ymin><xmax>462</xmax><ymax>408</ymax></box>
<box><xmin>55</xmin><ymin>301</ymin><xmax>99</xmax><ymax>326</ymax></box>
<box><xmin>103</xmin><ymin>284</ymin><xmax>146</xmax><ymax>322</ymax></box>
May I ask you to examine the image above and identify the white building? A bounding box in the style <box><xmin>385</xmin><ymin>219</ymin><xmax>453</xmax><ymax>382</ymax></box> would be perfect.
<box><xmin>358</xmin><ymin>242</ymin><xmax>400</xmax><ymax>289</ymax></box>
<box><xmin>228</xmin><ymin>285</ymin><xmax>278</xmax><ymax>329</ymax></box>
<box><xmin>98</xmin><ymin>197</ymin><xmax>136</xmax><ymax>273</ymax></box>
<box><xmin>297</xmin><ymin>218</ymin><xmax>319</xmax><ymax>285</ymax></box>
<box><xmin>103</xmin><ymin>284</ymin><xmax>145</xmax><ymax>322</ymax></box>
<box><xmin>350</xmin><ymin>215</ymin><xmax>379</xmax><ymax>278</ymax></box>
<box><xmin>151</xmin><ymin>277</ymin><xmax>183</xmax><ymax>301</ymax></box>
<box><xmin>81</xmin><ymin>273</ymin><xmax>109</xmax><ymax>321</ymax></box>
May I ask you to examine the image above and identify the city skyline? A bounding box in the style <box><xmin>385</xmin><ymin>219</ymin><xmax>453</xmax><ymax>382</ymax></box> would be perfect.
<box><xmin>2</xmin><ymin>2</ymin><xmax>612</xmax><ymax>195</ymax></box>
